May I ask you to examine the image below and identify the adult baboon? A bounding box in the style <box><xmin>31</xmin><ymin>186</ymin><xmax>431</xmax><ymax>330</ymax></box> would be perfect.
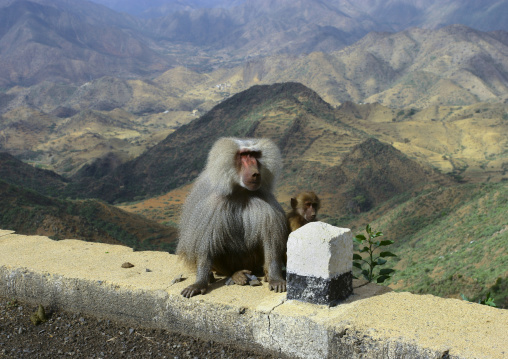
<box><xmin>177</xmin><ymin>137</ymin><xmax>288</xmax><ymax>298</ymax></box>
<box><xmin>287</xmin><ymin>191</ymin><xmax>321</xmax><ymax>232</ymax></box>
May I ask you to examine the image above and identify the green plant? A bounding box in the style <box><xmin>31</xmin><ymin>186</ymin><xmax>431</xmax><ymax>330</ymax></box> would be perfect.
<box><xmin>461</xmin><ymin>292</ymin><xmax>497</xmax><ymax>307</ymax></box>
<box><xmin>353</xmin><ymin>224</ymin><xmax>396</xmax><ymax>283</ymax></box>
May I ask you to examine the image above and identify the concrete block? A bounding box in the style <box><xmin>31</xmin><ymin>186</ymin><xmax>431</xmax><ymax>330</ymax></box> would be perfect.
<box><xmin>286</xmin><ymin>222</ymin><xmax>353</xmax><ymax>305</ymax></box>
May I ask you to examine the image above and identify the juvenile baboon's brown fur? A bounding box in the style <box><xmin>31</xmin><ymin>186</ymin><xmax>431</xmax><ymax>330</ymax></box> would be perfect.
<box><xmin>177</xmin><ymin>137</ymin><xmax>288</xmax><ymax>298</ymax></box>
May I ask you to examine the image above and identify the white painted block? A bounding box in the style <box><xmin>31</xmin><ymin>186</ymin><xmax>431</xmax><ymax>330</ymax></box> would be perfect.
<box><xmin>286</xmin><ymin>222</ymin><xmax>353</xmax><ymax>279</ymax></box>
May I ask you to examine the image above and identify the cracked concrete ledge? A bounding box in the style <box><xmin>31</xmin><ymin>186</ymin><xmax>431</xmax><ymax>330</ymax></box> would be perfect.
<box><xmin>0</xmin><ymin>230</ymin><xmax>506</xmax><ymax>359</ymax></box>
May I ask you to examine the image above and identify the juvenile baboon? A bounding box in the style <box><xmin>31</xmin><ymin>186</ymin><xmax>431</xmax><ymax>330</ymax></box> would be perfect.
<box><xmin>287</xmin><ymin>191</ymin><xmax>321</xmax><ymax>232</ymax></box>
<box><xmin>177</xmin><ymin>137</ymin><xmax>288</xmax><ymax>298</ymax></box>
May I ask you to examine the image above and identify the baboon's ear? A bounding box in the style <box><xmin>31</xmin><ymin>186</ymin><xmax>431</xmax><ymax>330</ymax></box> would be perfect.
<box><xmin>291</xmin><ymin>198</ymin><xmax>298</xmax><ymax>209</ymax></box>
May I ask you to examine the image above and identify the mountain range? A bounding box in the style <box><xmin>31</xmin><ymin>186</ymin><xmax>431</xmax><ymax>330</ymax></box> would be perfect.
<box><xmin>91</xmin><ymin>0</ymin><xmax>508</xmax><ymax>31</ymax></box>
<box><xmin>0</xmin><ymin>0</ymin><xmax>172</xmax><ymax>87</ymax></box>
<box><xmin>66</xmin><ymin>83</ymin><xmax>453</xmax><ymax>205</ymax></box>
<box><xmin>2</xmin><ymin>0</ymin><xmax>508</xmax><ymax>88</ymax></box>
<box><xmin>2</xmin><ymin>23</ymin><xmax>507</xmax><ymax>113</ymax></box>
<box><xmin>1</xmin><ymin>12</ymin><xmax>507</xmax><ymax>177</ymax></box>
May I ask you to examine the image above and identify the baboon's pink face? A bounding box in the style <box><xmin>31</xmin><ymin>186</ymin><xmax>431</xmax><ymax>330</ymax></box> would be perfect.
<box><xmin>236</xmin><ymin>150</ymin><xmax>261</xmax><ymax>191</ymax></box>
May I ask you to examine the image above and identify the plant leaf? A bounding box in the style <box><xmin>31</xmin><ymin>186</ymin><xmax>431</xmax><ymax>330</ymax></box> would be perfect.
<box><xmin>376</xmin><ymin>275</ymin><xmax>390</xmax><ymax>283</ymax></box>
<box><xmin>353</xmin><ymin>253</ymin><xmax>363</xmax><ymax>260</ymax></box>
<box><xmin>485</xmin><ymin>299</ymin><xmax>497</xmax><ymax>307</ymax></box>
<box><xmin>379</xmin><ymin>240</ymin><xmax>394</xmax><ymax>246</ymax></box>
<box><xmin>353</xmin><ymin>262</ymin><xmax>363</xmax><ymax>269</ymax></box>
<box><xmin>380</xmin><ymin>251</ymin><xmax>397</xmax><ymax>257</ymax></box>
<box><xmin>376</xmin><ymin>258</ymin><xmax>387</xmax><ymax>265</ymax></box>
<box><xmin>379</xmin><ymin>268</ymin><xmax>395</xmax><ymax>275</ymax></box>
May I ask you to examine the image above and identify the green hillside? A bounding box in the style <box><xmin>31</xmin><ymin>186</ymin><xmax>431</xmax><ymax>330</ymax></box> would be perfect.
<box><xmin>353</xmin><ymin>182</ymin><xmax>507</xmax><ymax>308</ymax></box>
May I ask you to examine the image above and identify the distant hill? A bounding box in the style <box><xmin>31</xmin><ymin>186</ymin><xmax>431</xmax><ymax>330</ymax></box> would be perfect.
<box><xmin>0</xmin><ymin>152</ymin><xmax>67</xmax><ymax>197</ymax></box>
<box><xmin>89</xmin><ymin>0</ymin><xmax>246</xmax><ymax>17</ymax></box>
<box><xmin>94</xmin><ymin>0</ymin><xmax>508</xmax><ymax>33</ymax></box>
<box><xmin>0</xmin><ymin>149</ymin><xmax>178</xmax><ymax>252</ymax></box>
<box><xmin>348</xmin><ymin>0</ymin><xmax>508</xmax><ymax>32</ymax></box>
<box><xmin>141</xmin><ymin>0</ymin><xmax>508</xmax><ymax>59</ymax></box>
<box><xmin>0</xmin><ymin>104</ymin><xmax>158</xmax><ymax>176</ymax></box>
<box><xmin>318</xmin><ymin>137</ymin><xmax>451</xmax><ymax>218</ymax></box>
<box><xmin>233</xmin><ymin>25</ymin><xmax>508</xmax><ymax>108</ymax></box>
<box><xmin>142</xmin><ymin>0</ymin><xmax>368</xmax><ymax>56</ymax></box>
<box><xmin>0</xmin><ymin>179</ymin><xmax>178</xmax><ymax>252</ymax></box>
<box><xmin>68</xmin><ymin>82</ymin><xmax>337</xmax><ymax>201</ymax></box>
<box><xmin>0</xmin><ymin>0</ymin><xmax>171</xmax><ymax>87</ymax></box>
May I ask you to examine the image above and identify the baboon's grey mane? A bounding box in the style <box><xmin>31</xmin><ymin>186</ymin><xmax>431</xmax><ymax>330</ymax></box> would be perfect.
<box><xmin>203</xmin><ymin>137</ymin><xmax>282</xmax><ymax>196</ymax></box>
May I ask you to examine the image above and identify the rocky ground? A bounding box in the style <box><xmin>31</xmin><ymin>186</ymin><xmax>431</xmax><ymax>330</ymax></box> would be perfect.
<box><xmin>0</xmin><ymin>295</ymin><xmax>282</xmax><ymax>359</ymax></box>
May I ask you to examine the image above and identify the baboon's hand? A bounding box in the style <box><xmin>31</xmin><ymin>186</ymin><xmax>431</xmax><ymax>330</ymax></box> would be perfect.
<box><xmin>231</xmin><ymin>270</ymin><xmax>252</xmax><ymax>285</ymax></box>
<box><xmin>181</xmin><ymin>283</ymin><xmax>207</xmax><ymax>298</ymax></box>
<box><xmin>269</xmin><ymin>279</ymin><xmax>287</xmax><ymax>293</ymax></box>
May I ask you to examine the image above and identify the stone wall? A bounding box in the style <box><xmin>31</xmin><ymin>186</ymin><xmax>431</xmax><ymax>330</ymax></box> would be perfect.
<box><xmin>1</xmin><ymin>230</ymin><xmax>506</xmax><ymax>359</ymax></box>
